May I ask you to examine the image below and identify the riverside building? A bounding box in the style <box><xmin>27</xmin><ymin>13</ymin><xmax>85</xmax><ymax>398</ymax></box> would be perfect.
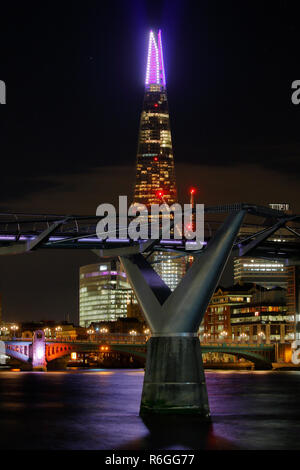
<box><xmin>231</xmin><ymin>286</ymin><xmax>293</xmax><ymax>343</ymax></box>
<box><xmin>200</xmin><ymin>284</ymin><xmax>255</xmax><ymax>342</ymax></box>
<box><xmin>79</xmin><ymin>259</ymin><xmax>137</xmax><ymax>327</ymax></box>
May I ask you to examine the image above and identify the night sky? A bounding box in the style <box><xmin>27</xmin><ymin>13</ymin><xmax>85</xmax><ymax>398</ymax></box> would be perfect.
<box><xmin>0</xmin><ymin>0</ymin><xmax>299</xmax><ymax>323</ymax></box>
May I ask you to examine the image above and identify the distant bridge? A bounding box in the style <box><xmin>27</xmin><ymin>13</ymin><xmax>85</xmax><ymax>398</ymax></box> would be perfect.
<box><xmin>2</xmin><ymin>332</ymin><xmax>277</xmax><ymax>370</ymax></box>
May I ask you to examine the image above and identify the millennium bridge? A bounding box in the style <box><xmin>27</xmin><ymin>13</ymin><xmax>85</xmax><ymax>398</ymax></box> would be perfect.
<box><xmin>0</xmin><ymin>203</ymin><xmax>299</xmax><ymax>419</ymax></box>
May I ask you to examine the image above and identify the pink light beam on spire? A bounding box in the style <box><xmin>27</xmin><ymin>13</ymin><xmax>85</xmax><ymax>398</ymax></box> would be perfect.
<box><xmin>145</xmin><ymin>29</ymin><xmax>166</xmax><ymax>86</ymax></box>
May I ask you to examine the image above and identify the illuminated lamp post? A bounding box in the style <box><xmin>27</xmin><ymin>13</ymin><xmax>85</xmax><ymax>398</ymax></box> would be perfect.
<box><xmin>203</xmin><ymin>332</ymin><xmax>211</xmax><ymax>344</ymax></box>
<box><xmin>129</xmin><ymin>330</ymin><xmax>137</xmax><ymax>336</ymax></box>
<box><xmin>258</xmin><ymin>331</ymin><xmax>266</xmax><ymax>343</ymax></box>
<box><xmin>10</xmin><ymin>324</ymin><xmax>19</xmax><ymax>338</ymax></box>
<box><xmin>129</xmin><ymin>330</ymin><xmax>137</xmax><ymax>342</ymax></box>
<box><xmin>99</xmin><ymin>327</ymin><xmax>109</xmax><ymax>334</ymax></box>
<box><xmin>44</xmin><ymin>327</ymin><xmax>51</xmax><ymax>338</ymax></box>
<box><xmin>240</xmin><ymin>332</ymin><xmax>248</xmax><ymax>343</ymax></box>
<box><xmin>220</xmin><ymin>330</ymin><xmax>228</xmax><ymax>342</ymax></box>
<box><xmin>144</xmin><ymin>328</ymin><xmax>151</xmax><ymax>341</ymax></box>
<box><xmin>0</xmin><ymin>327</ymin><xmax>9</xmax><ymax>336</ymax></box>
<box><xmin>87</xmin><ymin>329</ymin><xmax>95</xmax><ymax>340</ymax></box>
<box><xmin>55</xmin><ymin>326</ymin><xmax>62</xmax><ymax>339</ymax></box>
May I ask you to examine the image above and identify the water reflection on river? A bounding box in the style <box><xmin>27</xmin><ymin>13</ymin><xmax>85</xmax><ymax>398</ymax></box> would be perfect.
<box><xmin>0</xmin><ymin>368</ymin><xmax>300</xmax><ymax>450</ymax></box>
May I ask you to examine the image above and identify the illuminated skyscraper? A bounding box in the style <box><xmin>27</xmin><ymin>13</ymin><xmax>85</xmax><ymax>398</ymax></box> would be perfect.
<box><xmin>133</xmin><ymin>30</ymin><xmax>177</xmax><ymax>207</ymax></box>
<box><xmin>132</xmin><ymin>30</ymin><xmax>187</xmax><ymax>291</ymax></box>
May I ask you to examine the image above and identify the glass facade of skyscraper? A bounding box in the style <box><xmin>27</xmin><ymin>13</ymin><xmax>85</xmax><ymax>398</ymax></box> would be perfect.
<box><xmin>79</xmin><ymin>259</ymin><xmax>134</xmax><ymax>327</ymax></box>
<box><xmin>149</xmin><ymin>251</ymin><xmax>188</xmax><ymax>292</ymax></box>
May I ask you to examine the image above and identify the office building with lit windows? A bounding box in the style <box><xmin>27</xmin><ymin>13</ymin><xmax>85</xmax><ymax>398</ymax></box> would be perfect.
<box><xmin>231</xmin><ymin>286</ymin><xmax>294</xmax><ymax>343</ymax></box>
<box><xmin>287</xmin><ymin>265</ymin><xmax>300</xmax><ymax>340</ymax></box>
<box><xmin>79</xmin><ymin>259</ymin><xmax>136</xmax><ymax>327</ymax></box>
<box><xmin>234</xmin><ymin>203</ymin><xmax>291</xmax><ymax>289</ymax></box>
<box><xmin>234</xmin><ymin>258</ymin><xmax>288</xmax><ymax>289</ymax></box>
<box><xmin>200</xmin><ymin>283</ymin><xmax>294</xmax><ymax>344</ymax></box>
<box><xmin>200</xmin><ymin>284</ymin><xmax>255</xmax><ymax>342</ymax></box>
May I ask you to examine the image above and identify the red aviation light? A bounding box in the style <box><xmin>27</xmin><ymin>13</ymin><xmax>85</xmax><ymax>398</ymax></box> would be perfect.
<box><xmin>156</xmin><ymin>190</ymin><xmax>164</xmax><ymax>199</ymax></box>
<box><xmin>190</xmin><ymin>187</ymin><xmax>196</xmax><ymax>195</ymax></box>
<box><xmin>154</xmin><ymin>157</ymin><xmax>158</xmax><ymax>161</ymax></box>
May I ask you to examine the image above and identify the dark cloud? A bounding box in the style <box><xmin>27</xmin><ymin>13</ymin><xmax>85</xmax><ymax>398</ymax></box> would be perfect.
<box><xmin>0</xmin><ymin>177</ymin><xmax>62</xmax><ymax>202</ymax></box>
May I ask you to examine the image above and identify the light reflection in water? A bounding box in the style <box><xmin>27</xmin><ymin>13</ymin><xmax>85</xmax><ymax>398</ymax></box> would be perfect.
<box><xmin>0</xmin><ymin>369</ymin><xmax>299</xmax><ymax>450</ymax></box>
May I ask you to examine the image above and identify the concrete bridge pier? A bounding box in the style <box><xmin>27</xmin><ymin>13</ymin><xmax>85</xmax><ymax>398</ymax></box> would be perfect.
<box><xmin>32</xmin><ymin>330</ymin><xmax>47</xmax><ymax>371</ymax></box>
<box><xmin>120</xmin><ymin>210</ymin><xmax>246</xmax><ymax>418</ymax></box>
<box><xmin>142</xmin><ymin>335</ymin><xmax>209</xmax><ymax>416</ymax></box>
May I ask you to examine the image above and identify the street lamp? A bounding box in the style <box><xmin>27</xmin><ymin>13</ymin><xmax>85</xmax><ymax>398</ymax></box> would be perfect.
<box><xmin>44</xmin><ymin>328</ymin><xmax>51</xmax><ymax>337</ymax></box>
<box><xmin>0</xmin><ymin>327</ymin><xmax>9</xmax><ymax>336</ymax></box>
<box><xmin>203</xmin><ymin>333</ymin><xmax>211</xmax><ymax>343</ymax></box>
<box><xmin>99</xmin><ymin>327</ymin><xmax>109</xmax><ymax>334</ymax></box>
<box><xmin>55</xmin><ymin>326</ymin><xmax>62</xmax><ymax>339</ymax></box>
<box><xmin>220</xmin><ymin>330</ymin><xmax>228</xmax><ymax>341</ymax></box>
<box><xmin>10</xmin><ymin>325</ymin><xmax>19</xmax><ymax>337</ymax></box>
<box><xmin>258</xmin><ymin>331</ymin><xmax>265</xmax><ymax>342</ymax></box>
<box><xmin>129</xmin><ymin>330</ymin><xmax>137</xmax><ymax>336</ymax></box>
<box><xmin>240</xmin><ymin>332</ymin><xmax>248</xmax><ymax>343</ymax></box>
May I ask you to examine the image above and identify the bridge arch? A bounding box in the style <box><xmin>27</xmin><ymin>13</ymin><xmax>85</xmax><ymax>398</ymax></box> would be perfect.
<box><xmin>201</xmin><ymin>345</ymin><xmax>274</xmax><ymax>369</ymax></box>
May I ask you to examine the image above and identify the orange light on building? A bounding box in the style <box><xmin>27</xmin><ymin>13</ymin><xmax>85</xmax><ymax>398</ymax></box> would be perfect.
<box><xmin>71</xmin><ymin>352</ymin><xmax>77</xmax><ymax>360</ymax></box>
<box><xmin>284</xmin><ymin>345</ymin><xmax>292</xmax><ymax>363</ymax></box>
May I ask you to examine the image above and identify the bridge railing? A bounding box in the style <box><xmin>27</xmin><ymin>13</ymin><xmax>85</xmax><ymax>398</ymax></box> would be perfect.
<box><xmin>46</xmin><ymin>334</ymin><xmax>149</xmax><ymax>344</ymax></box>
<box><xmin>200</xmin><ymin>342</ymin><xmax>274</xmax><ymax>349</ymax></box>
<box><xmin>3</xmin><ymin>335</ymin><xmax>281</xmax><ymax>349</ymax></box>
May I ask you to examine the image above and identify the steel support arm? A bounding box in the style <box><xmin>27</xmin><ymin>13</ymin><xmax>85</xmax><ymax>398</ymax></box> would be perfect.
<box><xmin>120</xmin><ymin>210</ymin><xmax>246</xmax><ymax>334</ymax></box>
<box><xmin>0</xmin><ymin>219</ymin><xmax>69</xmax><ymax>256</ymax></box>
<box><xmin>236</xmin><ymin>217</ymin><xmax>291</xmax><ymax>257</ymax></box>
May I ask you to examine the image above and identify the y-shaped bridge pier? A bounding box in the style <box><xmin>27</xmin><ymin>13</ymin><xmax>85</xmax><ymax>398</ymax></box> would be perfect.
<box><xmin>120</xmin><ymin>211</ymin><xmax>246</xmax><ymax>418</ymax></box>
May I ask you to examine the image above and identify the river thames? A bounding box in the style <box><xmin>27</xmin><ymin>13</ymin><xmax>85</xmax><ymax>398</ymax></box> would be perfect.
<box><xmin>0</xmin><ymin>368</ymin><xmax>300</xmax><ymax>450</ymax></box>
